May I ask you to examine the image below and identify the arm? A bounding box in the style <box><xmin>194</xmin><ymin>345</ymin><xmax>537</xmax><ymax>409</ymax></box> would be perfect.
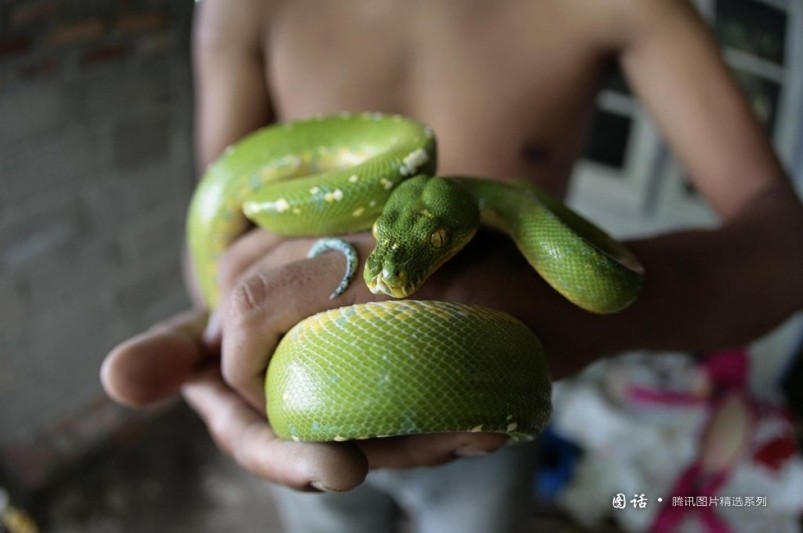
<box><xmin>181</xmin><ymin>0</ymin><xmax>274</xmax><ymax>305</ymax></box>
<box><xmin>568</xmin><ymin>0</ymin><xmax>803</xmax><ymax>356</ymax></box>
<box><xmin>192</xmin><ymin>0</ymin><xmax>273</xmax><ymax>169</ymax></box>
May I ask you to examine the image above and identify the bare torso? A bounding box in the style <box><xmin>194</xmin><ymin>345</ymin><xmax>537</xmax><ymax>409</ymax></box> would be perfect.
<box><xmin>262</xmin><ymin>0</ymin><xmax>618</xmax><ymax>197</ymax></box>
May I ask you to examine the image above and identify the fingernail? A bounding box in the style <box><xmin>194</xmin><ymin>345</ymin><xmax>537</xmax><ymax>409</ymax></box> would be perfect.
<box><xmin>309</xmin><ymin>480</ymin><xmax>335</xmax><ymax>493</ymax></box>
<box><xmin>202</xmin><ymin>309</ymin><xmax>221</xmax><ymax>345</ymax></box>
<box><xmin>454</xmin><ymin>446</ymin><xmax>489</xmax><ymax>458</ymax></box>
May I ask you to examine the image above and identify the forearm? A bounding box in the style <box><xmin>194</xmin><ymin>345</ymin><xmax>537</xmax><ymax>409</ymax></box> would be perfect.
<box><xmin>556</xmin><ymin>183</ymin><xmax>803</xmax><ymax>363</ymax></box>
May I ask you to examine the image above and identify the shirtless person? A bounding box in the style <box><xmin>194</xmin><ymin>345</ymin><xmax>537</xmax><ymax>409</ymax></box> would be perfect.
<box><xmin>102</xmin><ymin>0</ymin><xmax>803</xmax><ymax>531</ymax></box>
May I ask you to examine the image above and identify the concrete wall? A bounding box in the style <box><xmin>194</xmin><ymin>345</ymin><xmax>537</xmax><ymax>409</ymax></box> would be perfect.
<box><xmin>0</xmin><ymin>0</ymin><xmax>195</xmax><ymax>487</ymax></box>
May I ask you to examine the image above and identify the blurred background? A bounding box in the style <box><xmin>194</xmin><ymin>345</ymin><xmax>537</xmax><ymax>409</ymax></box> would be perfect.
<box><xmin>0</xmin><ymin>0</ymin><xmax>801</xmax><ymax>531</ymax></box>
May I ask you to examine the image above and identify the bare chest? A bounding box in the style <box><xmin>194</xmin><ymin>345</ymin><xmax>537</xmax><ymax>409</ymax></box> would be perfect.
<box><xmin>265</xmin><ymin>0</ymin><xmax>609</xmax><ymax>196</ymax></box>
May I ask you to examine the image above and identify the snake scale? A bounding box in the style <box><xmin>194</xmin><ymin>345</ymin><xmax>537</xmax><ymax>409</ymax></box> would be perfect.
<box><xmin>188</xmin><ymin>113</ymin><xmax>644</xmax><ymax>442</ymax></box>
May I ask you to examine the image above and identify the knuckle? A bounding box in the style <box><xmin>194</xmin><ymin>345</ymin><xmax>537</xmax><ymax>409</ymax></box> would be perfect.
<box><xmin>228</xmin><ymin>261</ymin><xmax>312</xmax><ymax>320</ymax></box>
<box><xmin>229</xmin><ymin>271</ymin><xmax>271</xmax><ymax>319</ymax></box>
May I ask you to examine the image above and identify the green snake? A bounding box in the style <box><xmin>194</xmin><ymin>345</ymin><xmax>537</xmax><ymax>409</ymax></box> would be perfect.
<box><xmin>188</xmin><ymin>113</ymin><xmax>644</xmax><ymax>442</ymax></box>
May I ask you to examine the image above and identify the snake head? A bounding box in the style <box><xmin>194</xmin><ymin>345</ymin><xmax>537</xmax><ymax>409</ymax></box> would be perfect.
<box><xmin>365</xmin><ymin>175</ymin><xmax>480</xmax><ymax>298</ymax></box>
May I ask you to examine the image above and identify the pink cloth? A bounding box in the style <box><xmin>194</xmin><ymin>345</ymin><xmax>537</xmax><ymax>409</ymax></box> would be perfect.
<box><xmin>649</xmin><ymin>350</ymin><xmax>751</xmax><ymax>533</ymax></box>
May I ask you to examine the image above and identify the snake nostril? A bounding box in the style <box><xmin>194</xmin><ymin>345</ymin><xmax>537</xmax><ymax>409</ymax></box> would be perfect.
<box><xmin>381</xmin><ymin>266</ymin><xmax>406</xmax><ymax>284</ymax></box>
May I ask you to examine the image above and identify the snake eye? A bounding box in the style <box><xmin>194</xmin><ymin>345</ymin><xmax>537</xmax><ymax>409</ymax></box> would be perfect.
<box><xmin>430</xmin><ymin>228</ymin><xmax>448</xmax><ymax>249</ymax></box>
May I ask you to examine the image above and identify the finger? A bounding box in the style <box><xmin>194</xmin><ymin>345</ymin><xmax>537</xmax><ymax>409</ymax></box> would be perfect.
<box><xmin>204</xmin><ymin>233</ymin><xmax>304</xmax><ymax>352</ymax></box>
<box><xmin>182</xmin><ymin>367</ymin><xmax>368</xmax><ymax>492</ymax></box>
<box><xmin>101</xmin><ymin>308</ymin><xmax>210</xmax><ymax>406</ymax></box>
<box><xmin>221</xmin><ymin>251</ymin><xmax>358</xmax><ymax>409</ymax></box>
<box><xmin>209</xmin><ymin>233</ymin><xmax>331</xmax><ymax>351</ymax></box>
<box><xmin>358</xmin><ymin>432</ymin><xmax>509</xmax><ymax>470</ymax></box>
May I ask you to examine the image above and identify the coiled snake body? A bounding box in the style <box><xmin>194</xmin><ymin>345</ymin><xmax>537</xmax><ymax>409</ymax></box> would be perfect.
<box><xmin>188</xmin><ymin>113</ymin><xmax>644</xmax><ymax>442</ymax></box>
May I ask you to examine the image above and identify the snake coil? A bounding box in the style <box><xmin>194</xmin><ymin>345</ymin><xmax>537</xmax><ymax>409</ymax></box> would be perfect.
<box><xmin>187</xmin><ymin>113</ymin><xmax>644</xmax><ymax>442</ymax></box>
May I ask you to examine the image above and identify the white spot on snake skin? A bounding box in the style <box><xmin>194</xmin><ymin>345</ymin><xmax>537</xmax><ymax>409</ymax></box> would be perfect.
<box><xmin>292</xmin><ymin>207</ymin><xmax>302</xmax><ymax>215</ymax></box>
<box><xmin>369</xmin><ymin>200</ymin><xmax>377</xmax><ymax>207</ymax></box>
<box><xmin>507</xmin><ymin>422</ymin><xmax>518</xmax><ymax>432</ymax></box>
<box><xmin>309</xmin><ymin>186</ymin><xmax>321</xmax><ymax>195</ymax></box>
<box><xmin>224</xmin><ymin>145</ymin><xmax>235</xmax><ymax>156</ymax></box>
<box><xmin>324</xmin><ymin>189</ymin><xmax>344</xmax><ymax>203</ymax></box>
<box><xmin>352</xmin><ymin>207</ymin><xmax>365</xmax><ymax>217</ymax></box>
<box><xmin>262</xmin><ymin>198</ymin><xmax>290</xmax><ymax>213</ymax></box>
<box><xmin>380</xmin><ymin>178</ymin><xmax>394</xmax><ymax>190</ymax></box>
<box><xmin>470</xmin><ymin>424</ymin><xmax>484</xmax><ymax>432</ymax></box>
<box><xmin>400</xmin><ymin>148</ymin><xmax>429</xmax><ymax>176</ymax></box>
<box><xmin>333</xmin><ymin>435</ymin><xmax>347</xmax><ymax>442</ymax></box>
<box><xmin>348</xmin><ymin>175</ymin><xmax>359</xmax><ymax>183</ymax></box>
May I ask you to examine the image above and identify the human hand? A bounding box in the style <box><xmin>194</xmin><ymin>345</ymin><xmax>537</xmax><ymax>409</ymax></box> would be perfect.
<box><xmin>101</xmin><ymin>229</ymin><xmax>510</xmax><ymax>492</ymax></box>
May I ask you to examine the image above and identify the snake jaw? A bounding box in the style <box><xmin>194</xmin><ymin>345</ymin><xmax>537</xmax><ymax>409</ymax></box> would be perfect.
<box><xmin>367</xmin><ymin>272</ymin><xmax>415</xmax><ymax>298</ymax></box>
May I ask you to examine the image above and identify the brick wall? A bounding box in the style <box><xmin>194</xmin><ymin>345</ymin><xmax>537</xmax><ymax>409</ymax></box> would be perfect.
<box><xmin>0</xmin><ymin>0</ymin><xmax>195</xmax><ymax>488</ymax></box>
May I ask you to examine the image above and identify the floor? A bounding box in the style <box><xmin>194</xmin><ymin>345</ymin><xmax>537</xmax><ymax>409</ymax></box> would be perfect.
<box><xmin>24</xmin><ymin>404</ymin><xmax>620</xmax><ymax>533</ymax></box>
